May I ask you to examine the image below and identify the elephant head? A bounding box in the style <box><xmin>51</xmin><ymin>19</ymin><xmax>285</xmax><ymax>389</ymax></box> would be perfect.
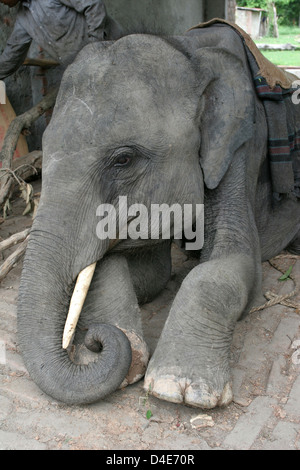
<box><xmin>17</xmin><ymin>30</ymin><xmax>254</xmax><ymax>405</ymax></box>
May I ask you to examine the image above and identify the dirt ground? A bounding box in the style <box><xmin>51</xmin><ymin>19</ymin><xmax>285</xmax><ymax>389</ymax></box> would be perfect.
<box><xmin>0</xmin><ymin>178</ymin><xmax>300</xmax><ymax>451</ymax></box>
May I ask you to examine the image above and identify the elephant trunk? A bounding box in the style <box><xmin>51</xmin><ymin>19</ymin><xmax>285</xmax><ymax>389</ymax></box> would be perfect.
<box><xmin>17</xmin><ymin>232</ymin><xmax>132</xmax><ymax>405</ymax></box>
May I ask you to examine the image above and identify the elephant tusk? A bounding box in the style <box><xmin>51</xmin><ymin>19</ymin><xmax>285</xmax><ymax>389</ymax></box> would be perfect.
<box><xmin>62</xmin><ymin>263</ymin><xmax>96</xmax><ymax>349</ymax></box>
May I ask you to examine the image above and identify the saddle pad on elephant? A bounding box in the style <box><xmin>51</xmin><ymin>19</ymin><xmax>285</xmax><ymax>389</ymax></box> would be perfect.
<box><xmin>189</xmin><ymin>19</ymin><xmax>300</xmax><ymax>196</ymax></box>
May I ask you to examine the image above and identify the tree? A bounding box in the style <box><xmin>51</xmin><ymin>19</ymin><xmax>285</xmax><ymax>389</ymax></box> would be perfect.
<box><xmin>270</xmin><ymin>2</ymin><xmax>279</xmax><ymax>37</ymax></box>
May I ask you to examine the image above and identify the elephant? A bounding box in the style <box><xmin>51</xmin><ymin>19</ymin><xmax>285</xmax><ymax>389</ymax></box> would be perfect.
<box><xmin>17</xmin><ymin>22</ymin><xmax>300</xmax><ymax>409</ymax></box>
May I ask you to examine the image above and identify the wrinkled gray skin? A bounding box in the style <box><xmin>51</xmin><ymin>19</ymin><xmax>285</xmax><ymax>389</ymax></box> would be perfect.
<box><xmin>18</xmin><ymin>25</ymin><xmax>300</xmax><ymax>408</ymax></box>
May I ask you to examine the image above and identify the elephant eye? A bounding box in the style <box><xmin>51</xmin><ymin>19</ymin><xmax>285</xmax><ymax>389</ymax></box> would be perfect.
<box><xmin>113</xmin><ymin>152</ymin><xmax>133</xmax><ymax>167</ymax></box>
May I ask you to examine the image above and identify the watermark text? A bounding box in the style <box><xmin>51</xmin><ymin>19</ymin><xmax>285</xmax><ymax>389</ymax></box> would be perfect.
<box><xmin>96</xmin><ymin>196</ymin><xmax>204</xmax><ymax>250</ymax></box>
<box><xmin>292</xmin><ymin>80</ymin><xmax>300</xmax><ymax>105</ymax></box>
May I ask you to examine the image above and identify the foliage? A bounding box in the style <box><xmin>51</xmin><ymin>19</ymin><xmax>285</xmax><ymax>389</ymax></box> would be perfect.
<box><xmin>278</xmin><ymin>265</ymin><xmax>293</xmax><ymax>281</ymax></box>
<box><xmin>276</xmin><ymin>0</ymin><xmax>300</xmax><ymax>25</ymax></box>
<box><xmin>237</xmin><ymin>0</ymin><xmax>268</xmax><ymax>8</ymax></box>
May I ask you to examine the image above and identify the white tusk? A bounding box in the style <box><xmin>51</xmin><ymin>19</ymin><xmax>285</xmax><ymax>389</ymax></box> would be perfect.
<box><xmin>62</xmin><ymin>263</ymin><xmax>96</xmax><ymax>349</ymax></box>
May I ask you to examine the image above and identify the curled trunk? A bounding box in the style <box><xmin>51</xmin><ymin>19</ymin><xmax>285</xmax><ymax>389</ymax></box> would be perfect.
<box><xmin>17</xmin><ymin>234</ymin><xmax>132</xmax><ymax>405</ymax></box>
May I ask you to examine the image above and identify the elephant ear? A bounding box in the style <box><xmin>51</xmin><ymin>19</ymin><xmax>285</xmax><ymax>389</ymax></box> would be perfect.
<box><xmin>195</xmin><ymin>48</ymin><xmax>255</xmax><ymax>190</ymax></box>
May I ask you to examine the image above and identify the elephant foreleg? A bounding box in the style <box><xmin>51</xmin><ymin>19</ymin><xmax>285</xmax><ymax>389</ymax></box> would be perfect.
<box><xmin>144</xmin><ymin>253</ymin><xmax>257</xmax><ymax>408</ymax></box>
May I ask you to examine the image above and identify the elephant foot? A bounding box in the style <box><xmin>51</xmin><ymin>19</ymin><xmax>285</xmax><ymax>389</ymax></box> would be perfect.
<box><xmin>144</xmin><ymin>366</ymin><xmax>233</xmax><ymax>409</ymax></box>
<box><xmin>144</xmin><ymin>325</ymin><xmax>233</xmax><ymax>408</ymax></box>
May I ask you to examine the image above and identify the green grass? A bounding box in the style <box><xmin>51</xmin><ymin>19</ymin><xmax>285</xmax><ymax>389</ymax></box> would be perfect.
<box><xmin>255</xmin><ymin>25</ymin><xmax>300</xmax><ymax>66</ymax></box>
<box><xmin>255</xmin><ymin>25</ymin><xmax>300</xmax><ymax>46</ymax></box>
<box><xmin>260</xmin><ymin>50</ymin><xmax>299</xmax><ymax>66</ymax></box>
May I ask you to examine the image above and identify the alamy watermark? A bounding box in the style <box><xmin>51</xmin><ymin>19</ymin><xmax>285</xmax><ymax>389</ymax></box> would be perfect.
<box><xmin>292</xmin><ymin>80</ymin><xmax>300</xmax><ymax>105</ymax></box>
<box><xmin>0</xmin><ymin>80</ymin><xmax>6</xmax><ymax>105</ymax></box>
<box><xmin>96</xmin><ymin>196</ymin><xmax>204</xmax><ymax>250</ymax></box>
